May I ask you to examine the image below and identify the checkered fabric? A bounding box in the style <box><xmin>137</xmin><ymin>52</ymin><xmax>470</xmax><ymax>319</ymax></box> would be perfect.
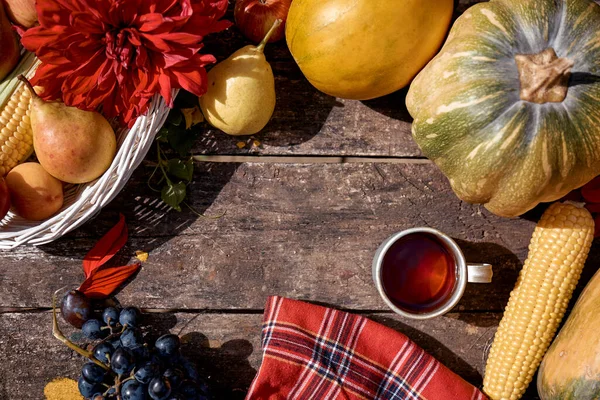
<box><xmin>246</xmin><ymin>297</ymin><xmax>487</xmax><ymax>400</ymax></box>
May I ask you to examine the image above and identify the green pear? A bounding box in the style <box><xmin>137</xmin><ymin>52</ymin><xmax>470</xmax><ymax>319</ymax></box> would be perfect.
<box><xmin>19</xmin><ymin>76</ymin><xmax>116</xmax><ymax>184</ymax></box>
<box><xmin>200</xmin><ymin>20</ymin><xmax>281</xmax><ymax>136</ymax></box>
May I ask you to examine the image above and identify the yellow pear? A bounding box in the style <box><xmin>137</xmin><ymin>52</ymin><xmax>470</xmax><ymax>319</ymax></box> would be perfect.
<box><xmin>200</xmin><ymin>20</ymin><xmax>281</xmax><ymax>136</ymax></box>
<box><xmin>19</xmin><ymin>76</ymin><xmax>116</xmax><ymax>184</ymax></box>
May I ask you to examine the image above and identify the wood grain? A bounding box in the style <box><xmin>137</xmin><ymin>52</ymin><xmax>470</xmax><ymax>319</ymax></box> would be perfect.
<box><xmin>0</xmin><ymin>162</ymin><xmax>543</xmax><ymax>311</ymax></box>
<box><xmin>7</xmin><ymin>162</ymin><xmax>599</xmax><ymax>313</ymax></box>
<box><xmin>4</xmin><ymin>162</ymin><xmax>598</xmax><ymax>316</ymax></box>
<box><xmin>0</xmin><ymin>311</ymin><xmax>539</xmax><ymax>400</ymax></box>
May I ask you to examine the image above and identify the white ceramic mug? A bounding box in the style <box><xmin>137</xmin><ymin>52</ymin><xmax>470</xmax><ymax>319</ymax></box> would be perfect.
<box><xmin>372</xmin><ymin>227</ymin><xmax>493</xmax><ymax>320</ymax></box>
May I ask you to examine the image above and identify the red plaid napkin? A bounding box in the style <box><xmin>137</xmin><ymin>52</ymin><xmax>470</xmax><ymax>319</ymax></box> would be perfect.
<box><xmin>246</xmin><ymin>297</ymin><xmax>487</xmax><ymax>400</ymax></box>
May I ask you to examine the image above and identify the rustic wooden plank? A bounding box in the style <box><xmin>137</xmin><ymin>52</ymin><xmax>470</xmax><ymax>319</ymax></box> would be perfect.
<box><xmin>0</xmin><ymin>162</ymin><xmax>556</xmax><ymax>311</ymax></box>
<box><xmin>0</xmin><ymin>311</ymin><xmax>543</xmax><ymax>399</ymax></box>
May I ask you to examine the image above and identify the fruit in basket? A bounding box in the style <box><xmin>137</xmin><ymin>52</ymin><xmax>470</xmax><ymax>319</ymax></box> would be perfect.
<box><xmin>5</xmin><ymin>162</ymin><xmax>63</xmax><ymax>220</ymax></box>
<box><xmin>285</xmin><ymin>0</ymin><xmax>453</xmax><ymax>100</ymax></box>
<box><xmin>483</xmin><ymin>203</ymin><xmax>594</xmax><ymax>400</ymax></box>
<box><xmin>537</xmin><ymin>267</ymin><xmax>600</xmax><ymax>399</ymax></box>
<box><xmin>406</xmin><ymin>0</ymin><xmax>600</xmax><ymax>218</ymax></box>
<box><xmin>0</xmin><ymin>0</ymin><xmax>19</xmax><ymax>81</ymax></box>
<box><xmin>235</xmin><ymin>0</ymin><xmax>291</xmax><ymax>43</ymax></box>
<box><xmin>0</xmin><ymin>176</ymin><xmax>10</xmax><ymax>220</ymax></box>
<box><xmin>0</xmin><ymin>52</ymin><xmax>37</xmax><ymax>176</ymax></box>
<box><xmin>19</xmin><ymin>76</ymin><xmax>117</xmax><ymax>184</ymax></box>
<box><xmin>200</xmin><ymin>19</ymin><xmax>280</xmax><ymax>136</ymax></box>
<box><xmin>1</xmin><ymin>0</ymin><xmax>36</xmax><ymax>28</ymax></box>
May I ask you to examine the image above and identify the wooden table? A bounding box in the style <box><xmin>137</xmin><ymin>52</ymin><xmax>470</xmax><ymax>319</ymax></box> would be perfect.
<box><xmin>2</xmin><ymin>1</ymin><xmax>596</xmax><ymax>398</ymax></box>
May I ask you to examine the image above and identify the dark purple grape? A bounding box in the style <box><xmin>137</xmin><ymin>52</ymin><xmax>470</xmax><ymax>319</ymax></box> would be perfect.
<box><xmin>82</xmin><ymin>319</ymin><xmax>108</xmax><ymax>340</ymax></box>
<box><xmin>178</xmin><ymin>358</ymin><xmax>198</xmax><ymax>381</ymax></box>
<box><xmin>78</xmin><ymin>376</ymin><xmax>102</xmax><ymax>397</ymax></box>
<box><xmin>122</xmin><ymin>379</ymin><xmax>147</xmax><ymax>400</ymax></box>
<box><xmin>61</xmin><ymin>289</ymin><xmax>91</xmax><ymax>329</ymax></box>
<box><xmin>163</xmin><ymin>368</ymin><xmax>184</xmax><ymax>389</ymax></box>
<box><xmin>111</xmin><ymin>347</ymin><xmax>135</xmax><ymax>375</ymax></box>
<box><xmin>81</xmin><ymin>362</ymin><xmax>106</xmax><ymax>384</ymax></box>
<box><xmin>135</xmin><ymin>361</ymin><xmax>160</xmax><ymax>384</ymax></box>
<box><xmin>119</xmin><ymin>307</ymin><xmax>140</xmax><ymax>327</ymax></box>
<box><xmin>121</xmin><ymin>327</ymin><xmax>144</xmax><ymax>348</ymax></box>
<box><xmin>178</xmin><ymin>380</ymin><xmax>200</xmax><ymax>399</ymax></box>
<box><xmin>148</xmin><ymin>377</ymin><xmax>171</xmax><ymax>400</ymax></box>
<box><xmin>154</xmin><ymin>334</ymin><xmax>180</xmax><ymax>359</ymax></box>
<box><xmin>102</xmin><ymin>307</ymin><xmax>119</xmax><ymax>327</ymax></box>
<box><xmin>93</xmin><ymin>342</ymin><xmax>114</xmax><ymax>364</ymax></box>
<box><xmin>131</xmin><ymin>344</ymin><xmax>150</xmax><ymax>362</ymax></box>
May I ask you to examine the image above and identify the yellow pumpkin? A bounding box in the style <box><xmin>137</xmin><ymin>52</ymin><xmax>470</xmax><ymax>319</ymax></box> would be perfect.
<box><xmin>285</xmin><ymin>0</ymin><xmax>454</xmax><ymax>100</ymax></box>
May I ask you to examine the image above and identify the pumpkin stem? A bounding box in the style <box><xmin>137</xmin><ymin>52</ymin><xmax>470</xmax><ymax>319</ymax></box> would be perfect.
<box><xmin>515</xmin><ymin>48</ymin><xmax>574</xmax><ymax>104</ymax></box>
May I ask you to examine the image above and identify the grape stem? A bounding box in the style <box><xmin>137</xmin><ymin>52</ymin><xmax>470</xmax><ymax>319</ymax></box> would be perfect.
<box><xmin>52</xmin><ymin>288</ymin><xmax>111</xmax><ymax>371</ymax></box>
<box><xmin>98</xmin><ymin>324</ymin><xmax>125</xmax><ymax>345</ymax></box>
<box><xmin>114</xmin><ymin>375</ymin><xmax>123</xmax><ymax>400</ymax></box>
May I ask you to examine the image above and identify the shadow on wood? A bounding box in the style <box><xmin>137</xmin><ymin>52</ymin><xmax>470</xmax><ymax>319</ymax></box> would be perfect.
<box><xmin>38</xmin><ymin>161</ymin><xmax>239</xmax><ymax>259</ymax></box>
<box><xmin>454</xmin><ymin>239</ymin><xmax>522</xmax><ymax>315</ymax></box>
<box><xmin>180</xmin><ymin>332</ymin><xmax>256</xmax><ymax>399</ymax></box>
<box><xmin>140</xmin><ymin>313</ymin><xmax>257</xmax><ymax>399</ymax></box>
<box><xmin>360</xmin><ymin>87</ymin><xmax>413</xmax><ymax>124</ymax></box>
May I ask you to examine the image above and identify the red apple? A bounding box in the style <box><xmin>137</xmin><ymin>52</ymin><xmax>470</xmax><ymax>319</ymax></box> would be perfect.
<box><xmin>234</xmin><ymin>0</ymin><xmax>291</xmax><ymax>44</ymax></box>
<box><xmin>0</xmin><ymin>176</ymin><xmax>11</xmax><ymax>220</ymax></box>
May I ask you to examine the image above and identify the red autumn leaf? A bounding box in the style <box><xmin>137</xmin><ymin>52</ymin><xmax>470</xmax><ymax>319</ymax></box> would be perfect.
<box><xmin>83</xmin><ymin>214</ymin><xmax>128</xmax><ymax>279</ymax></box>
<box><xmin>594</xmin><ymin>215</ymin><xmax>600</xmax><ymax>238</ymax></box>
<box><xmin>582</xmin><ymin>176</ymin><xmax>600</xmax><ymax>204</ymax></box>
<box><xmin>79</xmin><ymin>262</ymin><xmax>142</xmax><ymax>299</ymax></box>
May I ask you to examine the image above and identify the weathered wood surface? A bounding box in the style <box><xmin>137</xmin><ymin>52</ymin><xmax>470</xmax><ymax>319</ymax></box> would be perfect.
<box><xmin>1</xmin><ymin>311</ymin><xmax>543</xmax><ymax>400</ymax></box>
<box><xmin>3</xmin><ymin>162</ymin><xmax>598</xmax><ymax>319</ymax></box>
<box><xmin>1</xmin><ymin>162</ymin><xmax>544</xmax><ymax>311</ymax></box>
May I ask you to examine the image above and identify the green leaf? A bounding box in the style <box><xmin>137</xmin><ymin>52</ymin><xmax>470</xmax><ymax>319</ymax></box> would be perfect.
<box><xmin>167</xmin><ymin>158</ymin><xmax>194</xmax><ymax>182</ymax></box>
<box><xmin>161</xmin><ymin>181</ymin><xmax>187</xmax><ymax>212</ymax></box>
<box><xmin>156</xmin><ymin>127</ymin><xmax>170</xmax><ymax>143</ymax></box>
<box><xmin>167</xmin><ymin>126</ymin><xmax>201</xmax><ymax>157</ymax></box>
<box><xmin>166</xmin><ymin>109</ymin><xmax>183</xmax><ymax>126</ymax></box>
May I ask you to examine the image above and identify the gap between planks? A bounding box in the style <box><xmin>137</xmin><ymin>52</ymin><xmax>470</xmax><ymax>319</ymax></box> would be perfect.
<box><xmin>191</xmin><ymin>155</ymin><xmax>432</xmax><ymax>164</ymax></box>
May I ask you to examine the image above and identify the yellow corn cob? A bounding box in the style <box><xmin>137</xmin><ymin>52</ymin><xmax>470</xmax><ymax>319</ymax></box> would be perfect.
<box><xmin>483</xmin><ymin>202</ymin><xmax>594</xmax><ymax>400</ymax></box>
<box><xmin>0</xmin><ymin>84</ymin><xmax>32</xmax><ymax>175</ymax></box>
<box><xmin>0</xmin><ymin>52</ymin><xmax>39</xmax><ymax>176</ymax></box>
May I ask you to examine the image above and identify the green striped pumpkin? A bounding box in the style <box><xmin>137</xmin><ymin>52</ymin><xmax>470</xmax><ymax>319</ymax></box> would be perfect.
<box><xmin>406</xmin><ymin>0</ymin><xmax>600</xmax><ymax>217</ymax></box>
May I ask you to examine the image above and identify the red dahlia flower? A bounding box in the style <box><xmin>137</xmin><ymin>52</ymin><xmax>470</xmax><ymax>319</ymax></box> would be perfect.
<box><xmin>21</xmin><ymin>0</ymin><xmax>231</xmax><ymax>127</ymax></box>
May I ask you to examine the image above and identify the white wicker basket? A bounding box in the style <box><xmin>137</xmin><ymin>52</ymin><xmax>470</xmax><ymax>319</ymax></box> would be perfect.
<box><xmin>0</xmin><ymin>85</ymin><xmax>171</xmax><ymax>249</ymax></box>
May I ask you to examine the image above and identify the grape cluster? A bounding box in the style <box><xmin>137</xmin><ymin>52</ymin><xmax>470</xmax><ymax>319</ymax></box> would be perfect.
<box><xmin>61</xmin><ymin>292</ymin><xmax>209</xmax><ymax>400</ymax></box>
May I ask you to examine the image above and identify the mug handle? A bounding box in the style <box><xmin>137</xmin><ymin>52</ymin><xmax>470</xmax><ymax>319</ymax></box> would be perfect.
<box><xmin>467</xmin><ymin>263</ymin><xmax>493</xmax><ymax>283</ymax></box>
